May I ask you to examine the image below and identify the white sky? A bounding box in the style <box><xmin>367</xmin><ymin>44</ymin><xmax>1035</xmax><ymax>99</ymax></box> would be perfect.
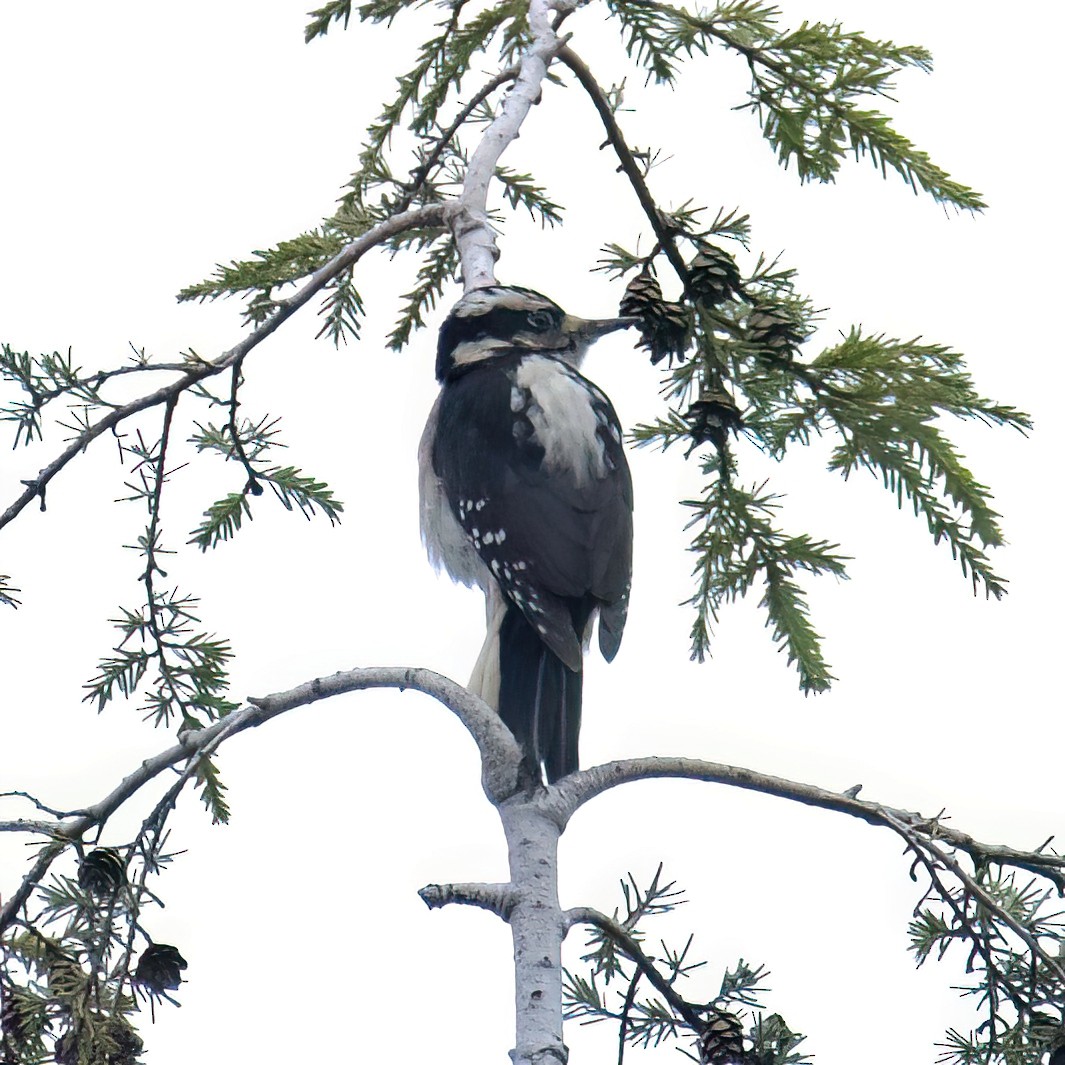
<box><xmin>1</xmin><ymin>3</ymin><xmax>1062</xmax><ymax>1064</ymax></box>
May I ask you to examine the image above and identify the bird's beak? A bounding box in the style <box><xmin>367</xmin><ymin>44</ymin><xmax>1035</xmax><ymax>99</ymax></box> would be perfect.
<box><xmin>564</xmin><ymin>315</ymin><xmax>641</xmax><ymax>341</ymax></box>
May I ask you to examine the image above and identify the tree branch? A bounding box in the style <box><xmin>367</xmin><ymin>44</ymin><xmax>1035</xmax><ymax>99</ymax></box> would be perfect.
<box><xmin>0</xmin><ymin>790</ymin><xmax>79</xmax><ymax>819</ymax></box>
<box><xmin>395</xmin><ymin>65</ymin><xmax>520</xmax><ymax>215</ymax></box>
<box><xmin>419</xmin><ymin>881</ymin><xmax>518</xmax><ymax>918</ymax></box>
<box><xmin>558</xmin><ymin>46</ymin><xmax>689</xmax><ymax>287</ymax></box>
<box><xmin>451</xmin><ymin>0</ymin><xmax>568</xmax><ymax>288</ymax></box>
<box><xmin>0</xmin><ymin>819</ymin><xmax>56</xmax><ymax>836</ymax></box>
<box><xmin>0</xmin><ymin>664</ymin><xmax>520</xmax><ymax>935</ymax></box>
<box><xmin>564</xmin><ymin>906</ymin><xmax>705</xmax><ymax>1033</ymax></box>
<box><xmin>879</xmin><ymin>807</ymin><xmax>1065</xmax><ymax>991</ymax></box>
<box><xmin>245</xmin><ymin>666</ymin><xmax>521</xmax><ymax>800</ymax></box>
<box><xmin>0</xmin><ymin>204</ymin><xmax>447</xmax><ymax>533</ymax></box>
<box><xmin>549</xmin><ymin>757</ymin><xmax>1065</xmax><ymax>884</ymax></box>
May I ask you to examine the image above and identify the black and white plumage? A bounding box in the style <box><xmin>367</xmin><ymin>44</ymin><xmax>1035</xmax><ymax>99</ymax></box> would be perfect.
<box><xmin>419</xmin><ymin>286</ymin><xmax>633</xmax><ymax>784</ymax></box>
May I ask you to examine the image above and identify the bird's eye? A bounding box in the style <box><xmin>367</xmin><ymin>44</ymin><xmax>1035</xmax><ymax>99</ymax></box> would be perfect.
<box><xmin>526</xmin><ymin>310</ymin><xmax>554</xmax><ymax>333</ymax></box>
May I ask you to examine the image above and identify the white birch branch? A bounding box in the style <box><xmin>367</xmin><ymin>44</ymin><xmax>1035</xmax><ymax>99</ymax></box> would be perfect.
<box><xmin>545</xmin><ymin>755</ymin><xmax>1065</xmax><ymax>883</ymax></box>
<box><xmin>0</xmin><ymin>665</ymin><xmax>520</xmax><ymax>935</ymax></box>
<box><xmin>449</xmin><ymin>0</ymin><xmax>568</xmax><ymax>289</ymax></box>
<box><xmin>419</xmin><ymin>881</ymin><xmax>518</xmax><ymax>918</ymax></box>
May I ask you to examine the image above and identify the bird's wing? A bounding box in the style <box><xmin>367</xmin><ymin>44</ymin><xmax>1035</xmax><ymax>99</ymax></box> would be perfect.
<box><xmin>433</xmin><ymin>356</ymin><xmax>632</xmax><ymax>668</ymax></box>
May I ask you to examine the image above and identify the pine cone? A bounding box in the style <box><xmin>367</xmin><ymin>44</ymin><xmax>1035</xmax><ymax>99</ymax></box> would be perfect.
<box><xmin>1</xmin><ymin>988</ymin><xmax>43</xmax><ymax>1047</ymax></box>
<box><xmin>54</xmin><ymin>1030</ymin><xmax>79</xmax><ymax>1065</ymax></box>
<box><xmin>684</xmin><ymin>389</ymin><xmax>743</xmax><ymax>452</ymax></box>
<box><xmin>98</xmin><ymin>1019</ymin><xmax>143</xmax><ymax>1065</ymax></box>
<box><xmin>78</xmin><ymin>848</ymin><xmax>126</xmax><ymax>895</ymax></box>
<box><xmin>53</xmin><ymin>1018</ymin><xmax>143</xmax><ymax>1065</ymax></box>
<box><xmin>689</xmin><ymin>241</ymin><xmax>742</xmax><ymax>306</ymax></box>
<box><xmin>746</xmin><ymin>303</ymin><xmax>805</xmax><ymax>358</ymax></box>
<box><xmin>135</xmin><ymin>944</ymin><xmax>187</xmax><ymax>996</ymax></box>
<box><xmin>619</xmin><ymin>269</ymin><xmax>663</xmax><ymax>318</ymax></box>
<box><xmin>620</xmin><ymin>270</ymin><xmax>690</xmax><ymax>365</ymax></box>
<box><xmin>698</xmin><ymin>1010</ymin><xmax>747</xmax><ymax>1064</ymax></box>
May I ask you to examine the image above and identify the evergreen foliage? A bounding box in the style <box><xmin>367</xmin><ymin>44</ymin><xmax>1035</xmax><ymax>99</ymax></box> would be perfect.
<box><xmin>2</xmin><ymin>830</ymin><xmax>182</xmax><ymax>1065</ymax></box>
<box><xmin>0</xmin><ymin>3</ymin><xmax>1054</xmax><ymax>1065</ymax></box>
<box><xmin>172</xmin><ymin>0</ymin><xmax>1018</xmax><ymax>696</ymax></box>
<box><xmin>909</xmin><ymin>865</ymin><xmax>1065</xmax><ymax>1065</ymax></box>
<box><xmin>565</xmin><ymin>867</ymin><xmax>813</xmax><ymax>1063</ymax></box>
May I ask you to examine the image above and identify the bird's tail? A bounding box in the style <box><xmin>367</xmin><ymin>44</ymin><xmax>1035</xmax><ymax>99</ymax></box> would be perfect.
<box><xmin>498</xmin><ymin>602</ymin><xmax>584</xmax><ymax>784</ymax></box>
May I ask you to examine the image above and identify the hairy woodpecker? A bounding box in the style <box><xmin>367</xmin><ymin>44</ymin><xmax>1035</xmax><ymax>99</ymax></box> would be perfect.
<box><xmin>419</xmin><ymin>286</ymin><xmax>634</xmax><ymax>784</ymax></box>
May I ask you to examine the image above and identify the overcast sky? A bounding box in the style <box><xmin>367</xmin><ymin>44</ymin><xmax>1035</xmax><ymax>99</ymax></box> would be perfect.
<box><xmin>1</xmin><ymin>3</ymin><xmax>1062</xmax><ymax>1064</ymax></box>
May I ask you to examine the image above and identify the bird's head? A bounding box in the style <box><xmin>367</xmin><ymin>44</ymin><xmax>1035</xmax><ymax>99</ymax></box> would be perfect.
<box><xmin>435</xmin><ymin>285</ymin><xmax>634</xmax><ymax>381</ymax></box>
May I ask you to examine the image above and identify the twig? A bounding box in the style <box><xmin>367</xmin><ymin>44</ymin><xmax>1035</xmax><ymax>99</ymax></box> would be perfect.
<box><xmin>395</xmin><ymin>65</ymin><xmax>520</xmax><ymax>215</ymax></box>
<box><xmin>225</xmin><ymin>362</ymin><xmax>261</xmax><ymax>495</ymax></box>
<box><xmin>880</xmin><ymin>808</ymin><xmax>1065</xmax><ymax>992</ymax></box>
<box><xmin>565</xmin><ymin>907</ymin><xmax>705</xmax><ymax>1033</ymax></box>
<box><xmin>618</xmin><ymin>967</ymin><xmax>642</xmax><ymax>1065</ymax></box>
<box><xmin>27</xmin><ymin>361</ymin><xmax>192</xmax><ymax>411</ymax></box>
<box><xmin>0</xmin><ymin>790</ymin><xmax>79</xmax><ymax>819</ymax></box>
<box><xmin>139</xmin><ymin>397</ymin><xmax>188</xmax><ymax>722</ymax></box>
<box><xmin>557</xmin><ymin>46</ymin><xmax>689</xmax><ymax>287</ymax></box>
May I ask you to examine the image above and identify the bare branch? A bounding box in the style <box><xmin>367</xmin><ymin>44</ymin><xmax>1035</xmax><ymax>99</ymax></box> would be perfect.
<box><xmin>419</xmin><ymin>881</ymin><xmax>518</xmax><ymax>918</ymax></box>
<box><xmin>0</xmin><ymin>819</ymin><xmax>56</xmax><ymax>836</ymax></box>
<box><xmin>549</xmin><ymin>757</ymin><xmax>1065</xmax><ymax>884</ymax></box>
<box><xmin>0</xmin><ymin>790</ymin><xmax>79</xmax><ymax>819</ymax></box>
<box><xmin>245</xmin><ymin>666</ymin><xmax>521</xmax><ymax>800</ymax></box>
<box><xmin>395</xmin><ymin>65</ymin><xmax>520</xmax><ymax>216</ymax></box>
<box><xmin>224</xmin><ymin>363</ymin><xmax>261</xmax><ymax>495</ymax></box>
<box><xmin>0</xmin><ymin>664</ymin><xmax>519</xmax><ymax>934</ymax></box>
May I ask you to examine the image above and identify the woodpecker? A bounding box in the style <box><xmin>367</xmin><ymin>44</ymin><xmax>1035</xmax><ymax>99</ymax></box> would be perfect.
<box><xmin>419</xmin><ymin>285</ymin><xmax>634</xmax><ymax>784</ymax></box>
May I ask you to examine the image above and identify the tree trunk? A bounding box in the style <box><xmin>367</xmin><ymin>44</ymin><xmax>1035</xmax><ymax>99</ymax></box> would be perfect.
<box><xmin>501</xmin><ymin>799</ymin><xmax>567</xmax><ymax>1065</ymax></box>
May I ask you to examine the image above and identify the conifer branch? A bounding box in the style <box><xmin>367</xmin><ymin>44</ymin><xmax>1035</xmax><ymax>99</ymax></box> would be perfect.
<box><xmin>225</xmin><ymin>363</ymin><xmax>261</xmax><ymax>496</ymax></box>
<box><xmin>565</xmin><ymin>907</ymin><xmax>706</xmax><ymax>1032</ymax></box>
<box><xmin>392</xmin><ymin>65</ymin><xmax>520</xmax><ymax>217</ymax></box>
<box><xmin>137</xmin><ymin>397</ymin><xmax>207</xmax><ymax>731</ymax></box>
<box><xmin>0</xmin><ymin>204</ymin><xmax>445</xmax><ymax>534</ymax></box>
<box><xmin>565</xmin><ymin>883</ymin><xmax>800</xmax><ymax>1062</ymax></box>
<box><xmin>558</xmin><ymin>46</ymin><xmax>689</xmax><ymax>286</ymax></box>
<box><xmin>880</xmin><ymin>808</ymin><xmax>1065</xmax><ymax>992</ymax></box>
<box><xmin>604</xmin><ymin>0</ymin><xmax>985</xmax><ymax>208</ymax></box>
